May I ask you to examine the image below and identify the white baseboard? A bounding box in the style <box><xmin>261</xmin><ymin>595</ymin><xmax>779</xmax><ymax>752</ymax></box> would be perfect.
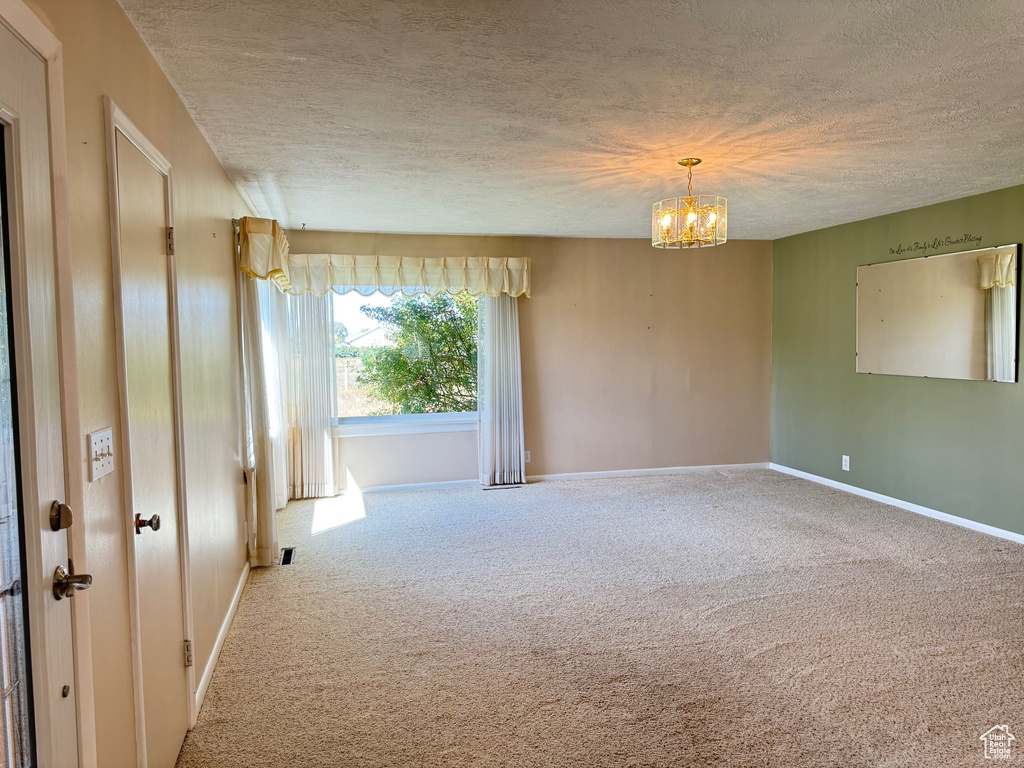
<box><xmin>358</xmin><ymin>478</ymin><xmax>479</xmax><ymax>494</ymax></box>
<box><xmin>195</xmin><ymin>561</ymin><xmax>250</xmax><ymax>714</ymax></box>
<box><xmin>528</xmin><ymin>462</ymin><xmax>769</xmax><ymax>482</ymax></box>
<box><xmin>770</xmin><ymin>463</ymin><xmax>1024</xmax><ymax>546</ymax></box>
<box><xmin>354</xmin><ymin>463</ymin><xmax>771</xmax><ymax>492</ymax></box>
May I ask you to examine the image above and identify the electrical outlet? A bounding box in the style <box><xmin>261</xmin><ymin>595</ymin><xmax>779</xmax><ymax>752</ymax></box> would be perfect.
<box><xmin>524</xmin><ymin>450</ymin><xmax>531</xmax><ymax>463</ymax></box>
<box><xmin>842</xmin><ymin>455</ymin><xmax>850</xmax><ymax>472</ymax></box>
<box><xmin>88</xmin><ymin>428</ymin><xmax>114</xmax><ymax>481</ymax></box>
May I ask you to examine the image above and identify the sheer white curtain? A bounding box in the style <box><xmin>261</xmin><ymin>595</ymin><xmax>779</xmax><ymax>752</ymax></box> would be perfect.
<box><xmin>979</xmin><ymin>249</ymin><xmax>1017</xmax><ymax>382</ymax></box>
<box><xmin>987</xmin><ymin>285</ymin><xmax>1016</xmax><ymax>382</ymax></box>
<box><xmin>239</xmin><ymin>273</ymin><xmax>280</xmax><ymax>567</ymax></box>
<box><xmin>239</xmin><ymin>252</ymin><xmax>338</xmax><ymax>567</ymax></box>
<box><xmin>478</xmin><ymin>294</ymin><xmax>526</xmax><ymax>487</ymax></box>
<box><xmin>287</xmin><ymin>293</ymin><xmax>337</xmax><ymax>498</ymax></box>
<box><xmin>258</xmin><ymin>280</ymin><xmax>291</xmax><ymax>511</ymax></box>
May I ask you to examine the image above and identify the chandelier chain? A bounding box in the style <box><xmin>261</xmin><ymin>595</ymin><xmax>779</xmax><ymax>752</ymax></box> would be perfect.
<box><xmin>687</xmin><ymin>165</ymin><xmax>692</xmax><ymax>198</ymax></box>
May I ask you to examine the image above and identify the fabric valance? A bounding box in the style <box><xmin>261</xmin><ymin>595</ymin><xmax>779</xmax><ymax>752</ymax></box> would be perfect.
<box><xmin>238</xmin><ymin>217</ymin><xmax>291</xmax><ymax>291</ymax></box>
<box><xmin>283</xmin><ymin>253</ymin><xmax>530</xmax><ymax>298</ymax></box>
<box><xmin>237</xmin><ymin>217</ymin><xmax>530</xmax><ymax>298</ymax></box>
<box><xmin>978</xmin><ymin>249</ymin><xmax>1017</xmax><ymax>289</ymax></box>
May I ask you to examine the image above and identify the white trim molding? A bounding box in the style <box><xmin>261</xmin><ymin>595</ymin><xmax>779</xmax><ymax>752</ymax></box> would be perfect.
<box><xmin>195</xmin><ymin>562</ymin><xmax>249</xmax><ymax>712</ymax></box>
<box><xmin>0</xmin><ymin>0</ymin><xmax>59</xmax><ymax>57</ymax></box>
<box><xmin>770</xmin><ymin>463</ymin><xmax>1024</xmax><ymax>546</ymax></box>
<box><xmin>334</xmin><ymin>411</ymin><xmax>478</xmax><ymax>438</ymax></box>
<box><xmin>528</xmin><ymin>462</ymin><xmax>769</xmax><ymax>482</ymax></box>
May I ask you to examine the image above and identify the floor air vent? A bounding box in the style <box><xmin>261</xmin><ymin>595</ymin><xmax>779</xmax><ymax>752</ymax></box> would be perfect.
<box><xmin>279</xmin><ymin>547</ymin><xmax>296</xmax><ymax>565</ymax></box>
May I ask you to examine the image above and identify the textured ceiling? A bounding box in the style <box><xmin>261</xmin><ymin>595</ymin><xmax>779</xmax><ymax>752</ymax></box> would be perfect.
<box><xmin>119</xmin><ymin>0</ymin><xmax>1024</xmax><ymax>239</ymax></box>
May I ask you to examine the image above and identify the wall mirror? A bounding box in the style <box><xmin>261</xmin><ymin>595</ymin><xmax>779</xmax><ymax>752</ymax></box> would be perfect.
<box><xmin>857</xmin><ymin>245</ymin><xmax>1019</xmax><ymax>382</ymax></box>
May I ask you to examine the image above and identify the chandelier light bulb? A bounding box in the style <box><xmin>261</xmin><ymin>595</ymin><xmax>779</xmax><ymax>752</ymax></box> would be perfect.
<box><xmin>651</xmin><ymin>158</ymin><xmax>727</xmax><ymax>249</ymax></box>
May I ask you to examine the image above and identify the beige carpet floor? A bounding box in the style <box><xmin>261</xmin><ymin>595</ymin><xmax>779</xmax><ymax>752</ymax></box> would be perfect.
<box><xmin>176</xmin><ymin>469</ymin><xmax>1024</xmax><ymax>767</ymax></box>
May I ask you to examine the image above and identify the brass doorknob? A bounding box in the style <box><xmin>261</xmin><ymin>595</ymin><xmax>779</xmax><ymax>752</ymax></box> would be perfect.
<box><xmin>134</xmin><ymin>513</ymin><xmax>161</xmax><ymax>534</ymax></box>
<box><xmin>53</xmin><ymin>564</ymin><xmax>92</xmax><ymax>600</ymax></box>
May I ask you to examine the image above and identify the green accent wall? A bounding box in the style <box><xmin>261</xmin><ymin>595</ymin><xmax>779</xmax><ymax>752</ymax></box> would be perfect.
<box><xmin>771</xmin><ymin>184</ymin><xmax>1024</xmax><ymax>536</ymax></box>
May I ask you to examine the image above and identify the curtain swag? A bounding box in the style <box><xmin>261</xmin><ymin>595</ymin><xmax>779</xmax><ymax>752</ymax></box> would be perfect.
<box><xmin>978</xmin><ymin>250</ymin><xmax>1017</xmax><ymax>289</ymax></box>
<box><xmin>238</xmin><ymin>216</ymin><xmax>291</xmax><ymax>291</ymax></box>
<box><xmin>237</xmin><ymin>216</ymin><xmax>530</xmax><ymax>298</ymax></box>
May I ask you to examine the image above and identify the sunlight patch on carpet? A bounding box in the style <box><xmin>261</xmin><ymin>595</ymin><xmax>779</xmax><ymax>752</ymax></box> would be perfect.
<box><xmin>311</xmin><ymin>472</ymin><xmax>365</xmax><ymax>534</ymax></box>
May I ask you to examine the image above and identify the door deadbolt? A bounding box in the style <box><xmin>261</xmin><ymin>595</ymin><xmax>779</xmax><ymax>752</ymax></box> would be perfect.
<box><xmin>53</xmin><ymin>564</ymin><xmax>92</xmax><ymax>601</ymax></box>
<box><xmin>49</xmin><ymin>501</ymin><xmax>73</xmax><ymax>532</ymax></box>
<box><xmin>134</xmin><ymin>513</ymin><xmax>161</xmax><ymax>534</ymax></box>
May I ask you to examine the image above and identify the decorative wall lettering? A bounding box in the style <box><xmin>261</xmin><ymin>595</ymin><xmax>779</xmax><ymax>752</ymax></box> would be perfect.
<box><xmin>888</xmin><ymin>233</ymin><xmax>982</xmax><ymax>256</ymax></box>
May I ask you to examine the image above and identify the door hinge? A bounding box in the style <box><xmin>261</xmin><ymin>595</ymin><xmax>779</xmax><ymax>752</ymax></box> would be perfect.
<box><xmin>166</xmin><ymin>226</ymin><xmax>175</xmax><ymax>256</ymax></box>
<box><xmin>184</xmin><ymin>639</ymin><xmax>193</xmax><ymax>667</ymax></box>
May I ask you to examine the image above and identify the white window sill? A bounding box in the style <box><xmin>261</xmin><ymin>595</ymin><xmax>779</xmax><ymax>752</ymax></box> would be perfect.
<box><xmin>333</xmin><ymin>411</ymin><xmax>478</xmax><ymax>438</ymax></box>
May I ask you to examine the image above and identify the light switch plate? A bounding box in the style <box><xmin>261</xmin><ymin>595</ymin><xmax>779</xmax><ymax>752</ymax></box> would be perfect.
<box><xmin>88</xmin><ymin>428</ymin><xmax>113</xmax><ymax>481</ymax></box>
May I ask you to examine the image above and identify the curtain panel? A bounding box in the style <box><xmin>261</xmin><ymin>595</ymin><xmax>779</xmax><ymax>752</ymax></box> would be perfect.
<box><xmin>252</xmin><ymin>283</ymin><xmax>338</xmax><ymax>504</ymax></box>
<box><xmin>478</xmin><ymin>294</ymin><xmax>527</xmax><ymax>487</ymax></box>
<box><xmin>238</xmin><ymin>271</ymin><xmax>280</xmax><ymax>567</ymax></box>
<box><xmin>978</xmin><ymin>248</ymin><xmax>1018</xmax><ymax>382</ymax></box>
<box><xmin>986</xmin><ymin>285</ymin><xmax>1016</xmax><ymax>382</ymax></box>
<box><xmin>287</xmin><ymin>293</ymin><xmax>337</xmax><ymax>499</ymax></box>
<box><xmin>258</xmin><ymin>279</ymin><xmax>292</xmax><ymax>512</ymax></box>
<box><xmin>237</xmin><ymin>220</ymin><xmax>340</xmax><ymax>566</ymax></box>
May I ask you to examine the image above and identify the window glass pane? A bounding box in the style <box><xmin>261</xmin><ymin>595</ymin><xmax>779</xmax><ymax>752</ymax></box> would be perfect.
<box><xmin>333</xmin><ymin>292</ymin><xmax>478</xmax><ymax>417</ymax></box>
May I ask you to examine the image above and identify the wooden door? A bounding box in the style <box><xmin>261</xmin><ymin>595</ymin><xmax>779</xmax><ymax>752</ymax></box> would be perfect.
<box><xmin>111</xmin><ymin>121</ymin><xmax>190</xmax><ymax>767</ymax></box>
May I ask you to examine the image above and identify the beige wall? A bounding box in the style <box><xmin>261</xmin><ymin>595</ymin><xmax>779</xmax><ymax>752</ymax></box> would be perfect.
<box><xmin>519</xmin><ymin>237</ymin><xmax>773</xmax><ymax>474</ymax></box>
<box><xmin>289</xmin><ymin>231</ymin><xmax>773</xmax><ymax>478</ymax></box>
<box><xmin>336</xmin><ymin>433</ymin><xmax>478</xmax><ymax>489</ymax></box>
<box><xmin>27</xmin><ymin>0</ymin><xmax>250</xmax><ymax>764</ymax></box>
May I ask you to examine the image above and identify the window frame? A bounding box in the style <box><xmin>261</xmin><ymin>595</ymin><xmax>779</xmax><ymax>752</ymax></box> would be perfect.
<box><xmin>332</xmin><ymin>291</ymin><xmax>479</xmax><ymax>433</ymax></box>
<box><xmin>332</xmin><ymin>411</ymin><xmax>478</xmax><ymax>437</ymax></box>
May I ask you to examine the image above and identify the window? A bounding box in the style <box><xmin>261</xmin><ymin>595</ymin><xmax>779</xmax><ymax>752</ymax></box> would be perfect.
<box><xmin>333</xmin><ymin>291</ymin><xmax>478</xmax><ymax>420</ymax></box>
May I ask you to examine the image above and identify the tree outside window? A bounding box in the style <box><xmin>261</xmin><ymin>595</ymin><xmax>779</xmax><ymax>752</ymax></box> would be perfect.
<box><xmin>334</xmin><ymin>292</ymin><xmax>477</xmax><ymax>417</ymax></box>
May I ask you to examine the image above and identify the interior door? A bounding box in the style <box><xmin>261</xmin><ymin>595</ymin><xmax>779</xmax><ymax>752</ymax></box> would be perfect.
<box><xmin>0</xmin><ymin>18</ymin><xmax>81</xmax><ymax>768</ymax></box>
<box><xmin>112</xmin><ymin>130</ymin><xmax>189</xmax><ymax>767</ymax></box>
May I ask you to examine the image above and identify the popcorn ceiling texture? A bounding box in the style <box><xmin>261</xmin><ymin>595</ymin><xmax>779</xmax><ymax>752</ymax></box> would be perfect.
<box><xmin>118</xmin><ymin>0</ymin><xmax>1024</xmax><ymax>239</ymax></box>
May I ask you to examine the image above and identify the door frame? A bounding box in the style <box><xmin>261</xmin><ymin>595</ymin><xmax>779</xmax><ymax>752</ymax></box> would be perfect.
<box><xmin>103</xmin><ymin>97</ymin><xmax>197</xmax><ymax>766</ymax></box>
<box><xmin>0</xmin><ymin>2</ymin><xmax>95</xmax><ymax>766</ymax></box>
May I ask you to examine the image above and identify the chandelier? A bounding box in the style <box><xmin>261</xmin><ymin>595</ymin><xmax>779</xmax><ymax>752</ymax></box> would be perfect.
<box><xmin>652</xmin><ymin>158</ymin><xmax>727</xmax><ymax>249</ymax></box>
